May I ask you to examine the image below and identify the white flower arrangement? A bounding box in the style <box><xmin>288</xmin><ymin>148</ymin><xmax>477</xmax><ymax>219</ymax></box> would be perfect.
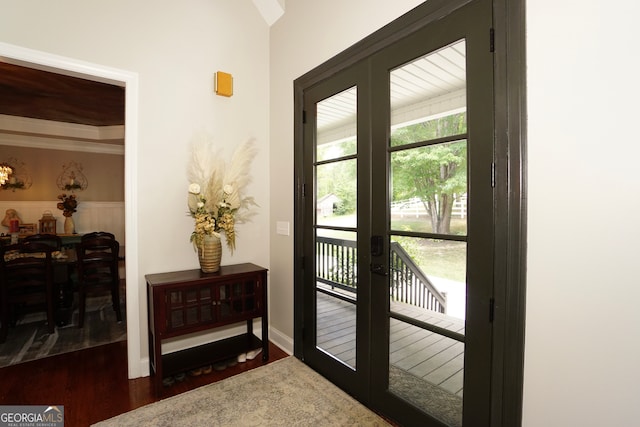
<box><xmin>187</xmin><ymin>133</ymin><xmax>258</xmax><ymax>253</ymax></box>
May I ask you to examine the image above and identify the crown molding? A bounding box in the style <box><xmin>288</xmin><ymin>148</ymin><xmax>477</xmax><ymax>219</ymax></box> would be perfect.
<box><xmin>0</xmin><ymin>132</ymin><xmax>124</xmax><ymax>155</ymax></box>
<box><xmin>0</xmin><ymin>114</ymin><xmax>124</xmax><ymax>141</ymax></box>
<box><xmin>0</xmin><ymin>114</ymin><xmax>124</xmax><ymax>154</ymax></box>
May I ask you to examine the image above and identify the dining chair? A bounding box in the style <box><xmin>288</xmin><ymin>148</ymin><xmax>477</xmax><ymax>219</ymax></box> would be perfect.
<box><xmin>25</xmin><ymin>232</ymin><xmax>75</xmax><ymax>314</ymax></box>
<box><xmin>24</xmin><ymin>233</ymin><xmax>62</xmax><ymax>250</ymax></box>
<box><xmin>81</xmin><ymin>231</ymin><xmax>115</xmax><ymax>241</ymax></box>
<box><xmin>0</xmin><ymin>241</ymin><xmax>55</xmax><ymax>343</ymax></box>
<box><xmin>75</xmin><ymin>236</ymin><xmax>122</xmax><ymax>328</ymax></box>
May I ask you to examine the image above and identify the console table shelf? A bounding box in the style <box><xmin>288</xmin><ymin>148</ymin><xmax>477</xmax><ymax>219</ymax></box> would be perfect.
<box><xmin>146</xmin><ymin>263</ymin><xmax>268</xmax><ymax>394</ymax></box>
<box><xmin>162</xmin><ymin>333</ymin><xmax>262</xmax><ymax>375</ymax></box>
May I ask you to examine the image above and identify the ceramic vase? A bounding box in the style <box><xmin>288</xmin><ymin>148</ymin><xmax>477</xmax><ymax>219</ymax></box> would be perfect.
<box><xmin>198</xmin><ymin>234</ymin><xmax>222</xmax><ymax>273</ymax></box>
<box><xmin>64</xmin><ymin>216</ymin><xmax>75</xmax><ymax>234</ymax></box>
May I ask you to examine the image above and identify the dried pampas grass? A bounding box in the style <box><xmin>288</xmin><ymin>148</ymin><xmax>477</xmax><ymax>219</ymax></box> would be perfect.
<box><xmin>187</xmin><ymin>131</ymin><xmax>258</xmax><ymax>252</ymax></box>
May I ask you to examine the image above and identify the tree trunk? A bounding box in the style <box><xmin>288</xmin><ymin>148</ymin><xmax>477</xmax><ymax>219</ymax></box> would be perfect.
<box><xmin>438</xmin><ymin>194</ymin><xmax>453</xmax><ymax>234</ymax></box>
<box><xmin>424</xmin><ymin>193</ymin><xmax>454</xmax><ymax>234</ymax></box>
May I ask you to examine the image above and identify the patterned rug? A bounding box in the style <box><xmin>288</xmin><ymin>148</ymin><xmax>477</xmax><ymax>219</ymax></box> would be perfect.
<box><xmin>93</xmin><ymin>356</ymin><xmax>390</xmax><ymax>427</ymax></box>
<box><xmin>389</xmin><ymin>365</ymin><xmax>462</xmax><ymax>427</ymax></box>
<box><xmin>0</xmin><ymin>295</ymin><xmax>126</xmax><ymax>368</ymax></box>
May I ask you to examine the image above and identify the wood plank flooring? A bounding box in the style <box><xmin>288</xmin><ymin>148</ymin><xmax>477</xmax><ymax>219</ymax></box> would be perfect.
<box><xmin>316</xmin><ymin>294</ymin><xmax>357</xmax><ymax>368</ymax></box>
<box><xmin>315</xmin><ymin>291</ymin><xmax>465</xmax><ymax>396</ymax></box>
<box><xmin>1</xmin><ymin>292</ymin><xmax>463</xmax><ymax>425</ymax></box>
<box><xmin>0</xmin><ymin>340</ymin><xmax>289</xmax><ymax>426</ymax></box>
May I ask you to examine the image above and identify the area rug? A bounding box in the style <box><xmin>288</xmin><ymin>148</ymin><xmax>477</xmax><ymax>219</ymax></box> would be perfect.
<box><xmin>93</xmin><ymin>356</ymin><xmax>391</xmax><ymax>427</ymax></box>
<box><xmin>0</xmin><ymin>295</ymin><xmax>126</xmax><ymax>368</ymax></box>
<box><xmin>389</xmin><ymin>365</ymin><xmax>462</xmax><ymax>427</ymax></box>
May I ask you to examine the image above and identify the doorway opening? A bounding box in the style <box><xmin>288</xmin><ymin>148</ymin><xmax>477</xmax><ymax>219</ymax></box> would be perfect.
<box><xmin>0</xmin><ymin>42</ymin><xmax>142</xmax><ymax>378</ymax></box>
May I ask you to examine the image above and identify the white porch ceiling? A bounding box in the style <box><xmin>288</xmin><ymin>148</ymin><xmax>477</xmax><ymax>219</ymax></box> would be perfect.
<box><xmin>317</xmin><ymin>40</ymin><xmax>467</xmax><ymax>145</ymax></box>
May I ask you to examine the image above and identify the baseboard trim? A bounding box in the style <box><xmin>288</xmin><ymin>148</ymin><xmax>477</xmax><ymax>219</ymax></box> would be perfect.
<box><xmin>269</xmin><ymin>326</ymin><xmax>293</xmax><ymax>355</ymax></box>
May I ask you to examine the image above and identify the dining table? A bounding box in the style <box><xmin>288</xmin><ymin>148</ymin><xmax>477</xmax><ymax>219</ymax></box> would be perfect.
<box><xmin>0</xmin><ymin>232</ymin><xmax>84</xmax><ymax>248</ymax></box>
<box><xmin>52</xmin><ymin>247</ymin><xmax>77</xmax><ymax>325</ymax></box>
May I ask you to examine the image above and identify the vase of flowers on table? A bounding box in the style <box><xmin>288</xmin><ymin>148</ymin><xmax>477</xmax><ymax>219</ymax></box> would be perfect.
<box><xmin>187</xmin><ymin>134</ymin><xmax>258</xmax><ymax>273</ymax></box>
<box><xmin>57</xmin><ymin>193</ymin><xmax>78</xmax><ymax>234</ymax></box>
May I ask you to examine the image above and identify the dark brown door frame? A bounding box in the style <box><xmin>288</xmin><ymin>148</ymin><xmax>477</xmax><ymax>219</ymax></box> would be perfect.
<box><xmin>293</xmin><ymin>0</ymin><xmax>526</xmax><ymax>425</ymax></box>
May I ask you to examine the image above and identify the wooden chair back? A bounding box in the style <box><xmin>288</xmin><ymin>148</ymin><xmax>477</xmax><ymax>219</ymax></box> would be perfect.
<box><xmin>81</xmin><ymin>231</ymin><xmax>115</xmax><ymax>241</ymax></box>
<box><xmin>24</xmin><ymin>233</ymin><xmax>62</xmax><ymax>251</ymax></box>
<box><xmin>0</xmin><ymin>241</ymin><xmax>55</xmax><ymax>342</ymax></box>
<box><xmin>75</xmin><ymin>236</ymin><xmax>122</xmax><ymax>327</ymax></box>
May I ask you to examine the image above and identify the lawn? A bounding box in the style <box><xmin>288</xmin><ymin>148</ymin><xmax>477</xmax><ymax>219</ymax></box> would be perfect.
<box><xmin>319</xmin><ymin>215</ymin><xmax>467</xmax><ymax>283</ymax></box>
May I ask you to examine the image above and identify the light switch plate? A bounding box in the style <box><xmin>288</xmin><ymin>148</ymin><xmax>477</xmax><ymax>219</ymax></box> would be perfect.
<box><xmin>276</xmin><ymin>221</ymin><xmax>290</xmax><ymax>236</ymax></box>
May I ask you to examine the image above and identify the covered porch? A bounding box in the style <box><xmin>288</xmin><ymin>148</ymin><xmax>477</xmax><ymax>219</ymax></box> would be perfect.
<box><xmin>315</xmin><ymin>289</ymin><xmax>465</xmax><ymax>397</ymax></box>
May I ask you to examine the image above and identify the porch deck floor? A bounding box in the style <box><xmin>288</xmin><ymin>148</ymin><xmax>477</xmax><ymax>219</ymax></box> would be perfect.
<box><xmin>315</xmin><ymin>290</ymin><xmax>465</xmax><ymax>397</ymax></box>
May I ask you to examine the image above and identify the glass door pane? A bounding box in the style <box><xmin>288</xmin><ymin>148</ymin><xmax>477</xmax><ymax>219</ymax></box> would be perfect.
<box><xmin>387</xmin><ymin>40</ymin><xmax>467</xmax><ymax>427</ymax></box>
<box><xmin>314</xmin><ymin>87</ymin><xmax>358</xmax><ymax>369</ymax></box>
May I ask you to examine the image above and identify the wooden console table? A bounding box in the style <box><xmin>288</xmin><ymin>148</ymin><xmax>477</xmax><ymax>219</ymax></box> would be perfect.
<box><xmin>146</xmin><ymin>263</ymin><xmax>268</xmax><ymax>393</ymax></box>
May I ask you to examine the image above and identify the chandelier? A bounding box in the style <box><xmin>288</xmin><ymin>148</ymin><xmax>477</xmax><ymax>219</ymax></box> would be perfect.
<box><xmin>0</xmin><ymin>163</ymin><xmax>13</xmax><ymax>185</ymax></box>
<box><xmin>0</xmin><ymin>158</ymin><xmax>32</xmax><ymax>191</ymax></box>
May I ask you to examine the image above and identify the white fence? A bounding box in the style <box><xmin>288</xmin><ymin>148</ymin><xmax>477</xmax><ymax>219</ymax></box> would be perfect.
<box><xmin>390</xmin><ymin>195</ymin><xmax>467</xmax><ymax>219</ymax></box>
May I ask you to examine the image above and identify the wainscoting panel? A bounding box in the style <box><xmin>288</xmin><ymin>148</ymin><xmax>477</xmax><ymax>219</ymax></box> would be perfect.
<box><xmin>0</xmin><ymin>201</ymin><xmax>125</xmax><ymax>243</ymax></box>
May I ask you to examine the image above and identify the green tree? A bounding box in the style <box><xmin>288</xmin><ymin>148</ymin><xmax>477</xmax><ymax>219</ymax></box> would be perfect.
<box><xmin>316</xmin><ymin>139</ymin><xmax>357</xmax><ymax>215</ymax></box>
<box><xmin>391</xmin><ymin>113</ymin><xmax>467</xmax><ymax>234</ymax></box>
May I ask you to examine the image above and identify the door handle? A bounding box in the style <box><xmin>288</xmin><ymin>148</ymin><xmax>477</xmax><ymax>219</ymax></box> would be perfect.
<box><xmin>371</xmin><ymin>235</ymin><xmax>384</xmax><ymax>257</ymax></box>
<box><xmin>371</xmin><ymin>263</ymin><xmax>387</xmax><ymax>276</ymax></box>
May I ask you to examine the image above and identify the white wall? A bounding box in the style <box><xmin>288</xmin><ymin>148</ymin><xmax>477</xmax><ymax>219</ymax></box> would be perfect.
<box><xmin>524</xmin><ymin>1</ymin><xmax>640</xmax><ymax>426</ymax></box>
<box><xmin>0</xmin><ymin>0</ymin><xmax>271</xmax><ymax>377</ymax></box>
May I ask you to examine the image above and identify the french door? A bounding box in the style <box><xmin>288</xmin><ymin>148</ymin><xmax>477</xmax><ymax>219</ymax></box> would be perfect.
<box><xmin>296</xmin><ymin>0</ymin><xmax>495</xmax><ymax>425</ymax></box>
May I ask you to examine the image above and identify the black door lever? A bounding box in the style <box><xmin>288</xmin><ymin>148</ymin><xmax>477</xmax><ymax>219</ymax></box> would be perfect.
<box><xmin>371</xmin><ymin>263</ymin><xmax>387</xmax><ymax>276</ymax></box>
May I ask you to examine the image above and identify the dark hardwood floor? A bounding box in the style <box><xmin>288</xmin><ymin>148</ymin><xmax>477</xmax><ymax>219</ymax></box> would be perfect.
<box><xmin>0</xmin><ymin>340</ymin><xmax>289</xmax><ymax>426</ymax></box>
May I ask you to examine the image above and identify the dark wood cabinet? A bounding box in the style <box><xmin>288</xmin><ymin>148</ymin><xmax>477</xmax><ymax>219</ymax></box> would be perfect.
<box><xmin>146</xmin><ymin>263</ymin><xmax>268</xmax><ymax>393</ymax></box>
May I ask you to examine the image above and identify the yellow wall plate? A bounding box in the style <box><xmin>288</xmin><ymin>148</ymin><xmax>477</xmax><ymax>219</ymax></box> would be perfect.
<box><xmin>215</xmin><ymin>71</ymin><xmax>233</xmax><ymax>97</ymax></box>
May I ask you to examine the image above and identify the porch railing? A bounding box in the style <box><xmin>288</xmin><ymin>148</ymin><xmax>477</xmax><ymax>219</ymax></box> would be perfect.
<box><xmin>389</xmin><ymin>242</ymin><xmax>446</xmax><ymax>313</ymax></box>
<box><xmin>316</xmin><ymin>237</ymin><xmax>358</xmax><ymax>294</ymax></box>
<box><xmin>316</xmin><ymin>236</ymin><xmax>446</xmax><ymax>313</ymax></box>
